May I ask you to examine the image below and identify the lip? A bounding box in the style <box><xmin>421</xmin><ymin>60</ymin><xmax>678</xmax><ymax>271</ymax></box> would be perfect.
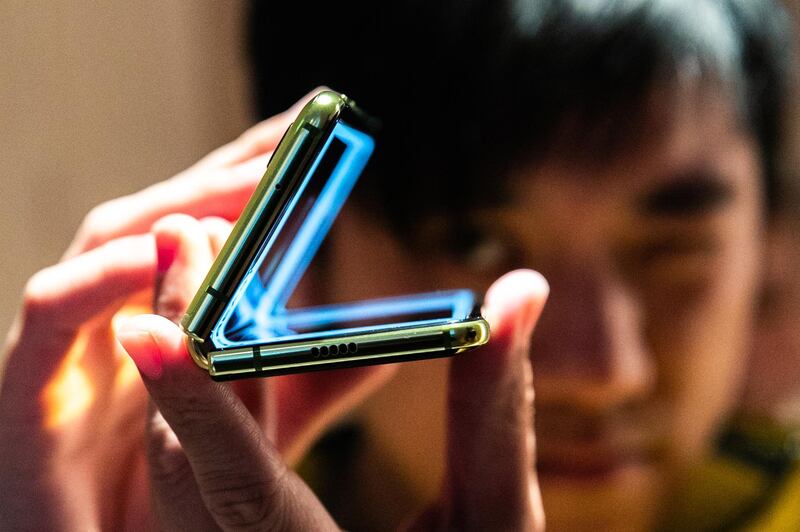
<box><xmin>536</xmin><ymin>451</ymin><xmax>649</xmax><ymax>481</ymax></box>
<box><xmin>532</xmin><ymin>405</ymin><xmax>669</xmax><ymax>481</ymax></box>
<box><xmin>535</xmin><ymin>439</ymin><xmax>657</xmax><ymax>481</ymax></box>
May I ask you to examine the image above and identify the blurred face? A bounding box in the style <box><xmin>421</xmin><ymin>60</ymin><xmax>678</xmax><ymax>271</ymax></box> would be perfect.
<box><xmin>432</xmin><ymin>84</ymin><xmax>763</xmax><ymax>529</ymax></box>
<box><xmin>323</xmin><ymin>82</ymin><xmax>765</xmax><ymax>530</ymax></box>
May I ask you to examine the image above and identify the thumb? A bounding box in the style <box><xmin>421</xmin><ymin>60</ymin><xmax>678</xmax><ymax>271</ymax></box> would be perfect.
<box><xmin>116</xmin><ymin>314</ymin><xmax>337</xmax><ymax>530</ymax></box>
<box><xmin>439</xmin><ymin>269</ymin><xmax>548</xmax><ymax>531</ymax></box>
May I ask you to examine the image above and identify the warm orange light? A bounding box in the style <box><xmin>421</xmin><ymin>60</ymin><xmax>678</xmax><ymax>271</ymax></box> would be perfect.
<box><xmin>41</xmin><ymin>302</ymin><xmax>151</xmax><ymax>430</ymax></box>
<box><xmin>41</xmin><ymin>332</ymin><xmax>94</xmax><ymax>430</ymax></box>
<box><xmin>113</xmin><ymin>352</ymin><xmax>140</xmax><ymax>390</ymax></box>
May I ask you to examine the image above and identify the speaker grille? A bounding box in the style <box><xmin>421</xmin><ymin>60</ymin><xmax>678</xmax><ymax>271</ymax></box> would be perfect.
<box><xmin>310</xmin><ymin>342</ymin><xmax>358</xmax><ymax>358</ymax></box>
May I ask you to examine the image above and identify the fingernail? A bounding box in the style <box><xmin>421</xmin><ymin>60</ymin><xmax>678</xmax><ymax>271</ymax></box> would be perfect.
<box><xmin>522</xmin><ymin>296</ymin><xmax>541</xmax><ymax>331</ymax></box>
<box><xmin>516</xmin><ymin>293</ymin><xmax>548</xmax><ymax>345</ymax></box>
<box><xmin>116</xmin><ymin>319</ymin><xmax>163</xmax><ymax>379</ymax></box>
<box><xmin>521</xmin><ymin>274</ymin><xmax>549</xmax><ymax>336</ymax></box>
<box><xmin>511</xmin><ymin>307</ymin><xmax>534</xmax><ymax>350</ymax></box>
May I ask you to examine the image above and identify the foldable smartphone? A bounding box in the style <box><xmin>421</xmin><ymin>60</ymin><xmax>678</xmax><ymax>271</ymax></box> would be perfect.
<box><xmin>181</xmin><ymin>91</ymin><xmax>490</xmax><ymax>380</ymax></box>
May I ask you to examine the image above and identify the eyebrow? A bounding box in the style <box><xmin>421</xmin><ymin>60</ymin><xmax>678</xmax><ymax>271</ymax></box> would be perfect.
<box><xmin>638</xmin><ymin>172</ymin><xmax>736</xmax><ymax>217</ymax></box>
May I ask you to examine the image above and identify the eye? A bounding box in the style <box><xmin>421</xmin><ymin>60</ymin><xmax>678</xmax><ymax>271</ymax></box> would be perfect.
<box><xmin>464</xmin><ymin>234</ymin><xmax>511</xmax><ymax>273</ymax></box>
<box><xmin>448</xmin><ymin>226</ymin><xmax>526</xmax><ymax>277</ymax></box>
<box><xmin>636</xmin><ymin>236</ymin><xmax>719</xmax><ymax>265</ymax></box>
<box><xmin>624</xmin><ymin>235</ymin><xmax>721</xmax><ymax>291</ymax></box>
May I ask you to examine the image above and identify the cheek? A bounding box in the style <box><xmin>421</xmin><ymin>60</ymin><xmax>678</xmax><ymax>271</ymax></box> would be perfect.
<box><xmin>648</xmin><ymin>217</ymin><xmax>762</xmax><ymax>461</ymax></box>
<box><xmin>745</xmin><ymin>316</ymin><xmax>800</xmax><ymax>411</ymax></box>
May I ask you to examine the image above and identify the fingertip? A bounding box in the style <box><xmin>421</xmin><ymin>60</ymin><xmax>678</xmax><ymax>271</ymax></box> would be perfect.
<box><xmin>483</xmin><ymin>269</ymin><xmax>549</xmax><ymax>338</ymax></box>
<box><xmin>150</xmin><ymin>213</ymin><xmax>213</xmax><ymax>283</ymax></box>
<box><xmin>116</xmin><ymin>314</ymin><xmax>188</xmax><ymax>379</ymax></box>
<box><xmin>485</xmin><ymin>269</ymin><xmax>549</xmax><ymax>309</ymax></box>
<box><xmin>451</xmin><ymin>270</ymin><xmax>548</xmax><ymax>390</ymax></box>
<box><xmin>116</xmin><ymin>315</ymin><xmax>165</xmax><ymax>379</ymax></box>
<box><xmin>151</xmin><ymin>213</ymin><xmax>203</xmax><ymax>239</ymax></box>
<box><xmin>151</xmin><ymin>215</ymin><xmax>195</xmax><ymax>269</ymax></box>
<box><xmin>199</xmin><ymin>216</ymin><xmax>233</xmax><ymax>256</ymax></box>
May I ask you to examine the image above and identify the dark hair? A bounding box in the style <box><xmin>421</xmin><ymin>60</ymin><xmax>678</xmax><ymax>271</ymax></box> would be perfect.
<box><xmin>250</xmin><ymin>0</ymin><xmax>794</xmax><ymax>235</ymax></box>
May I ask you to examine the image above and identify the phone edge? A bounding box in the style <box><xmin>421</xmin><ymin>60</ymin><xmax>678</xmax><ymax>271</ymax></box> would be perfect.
<box><xmin>180</xmin><ymin>91</ymin><xmax>349</xmax><ymax>366</ymax></box>
<box><xmin>206</xmin><ymin>317</ymin><xmax>490</xmax><ymax>380</ymax></box>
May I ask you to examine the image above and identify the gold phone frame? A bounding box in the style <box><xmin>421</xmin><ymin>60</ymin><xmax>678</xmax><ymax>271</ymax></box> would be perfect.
<box><xmin>181</xmin><ymin>91</ymin><xmax>489</xmax><ymax>380</ymax></box>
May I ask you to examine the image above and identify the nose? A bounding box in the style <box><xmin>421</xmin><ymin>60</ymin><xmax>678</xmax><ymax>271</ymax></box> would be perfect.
<box><xmin>531</xmin><ymin>263</ymin><xmax>655</xmax><ymax>411</ymax></box>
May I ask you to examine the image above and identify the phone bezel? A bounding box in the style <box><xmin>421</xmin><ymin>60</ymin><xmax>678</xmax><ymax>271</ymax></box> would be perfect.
<box><xmin>181</xmin><ymin>91</ymin><xmax>489</xmax><ymax>379</ymax></box>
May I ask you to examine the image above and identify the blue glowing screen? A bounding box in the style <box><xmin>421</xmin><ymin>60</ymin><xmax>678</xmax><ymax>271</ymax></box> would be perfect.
<box><xmin>211</xmin><ymin>121</ymin><xmax>476</xmax><ymax>349</ymax></box>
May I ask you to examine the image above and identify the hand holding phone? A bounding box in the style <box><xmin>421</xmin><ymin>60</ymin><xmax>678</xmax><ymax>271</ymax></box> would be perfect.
<box><xmin>181</xmin><ymin>91</ymin><xmax>490</xmax><ymax>380</ymax></box>
<box><xmin>118</xmin><ymin>221</ymin><xmax>547</xmax><ymax>530</ymax></box>
<box><xmin>112</xmin><ymin>94</ymin><xmax>545</xmax><ymax>529</ymax></box>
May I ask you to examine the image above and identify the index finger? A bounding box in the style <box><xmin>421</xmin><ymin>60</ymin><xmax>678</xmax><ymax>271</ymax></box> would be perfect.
<box><xmin>63</xmin><ymin>89</ymin><xmax>324</xmax><ymax>260</ymax></box>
